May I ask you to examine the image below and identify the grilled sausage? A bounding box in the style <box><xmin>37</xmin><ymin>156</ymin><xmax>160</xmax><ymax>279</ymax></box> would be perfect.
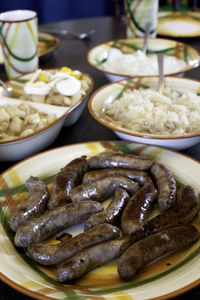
<box><xmin>48</xmin><ymin>156</ymin><xmax>88</xmax><ymax>209</ymax></box>
<box><xmin>84</xmin><ymin>188</ymin><xmax>130</xmax><ymax>231</ymax></box>
<box><xmin>14</xmin><ymin>201</ymin><xmax>103</xmax><ymax>248</ymax></box>
<box><xmin>82</xmin><ymin>168</ymin><xmax>151</xmax><ymax>186</ymax></box>
<box><xmin>150</xmin><ymin>163</ymin><xmax>176</xmax><ymax>211</ymax></box>
<box><xmin>10</xmin><ymin>176</ymin><xmax>49</xmax><ymax>232</ymax></box>
<box><xmin>27</xmin><ymin>223</ymin><xmax>120</xmax><ymax>266</ymax></box>
<box><xmin>88</xmin><ymin>153</ymin><xmax>154</xmax><ymax>171</ymax></box>
<box><xmin>118</xmin><ymin>225</ymin><xmax>199</xmax><ymax>280</ymax></box>
<box><xmin>70</xmin><ymin>175</ymin><xmax>139</xmax><ymax>203</ymax></box>
<box><xmin>145</xmin><ymin>185</ymin><xmax>200</xmax><ymax>236</ymax></box>
<box><xmin>57</xmin><ymin>236</ymin><xmax>133</xmax><ymax>282</ymax></box>
<box><xmin>121</xmin><ymin>183</ymin><xmax>157</xmax><ymax>236</ymax></box>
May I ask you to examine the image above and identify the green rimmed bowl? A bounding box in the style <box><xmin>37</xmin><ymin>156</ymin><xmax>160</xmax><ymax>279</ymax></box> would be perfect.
<box><xmin>88</xmin><ymin>76</ymin><xmax>200</xmax><ymax>150</ymax></box>
<box><xmin>87</xmin><ymin>38</ymin><xmax>200</xmax><ymax>82</ymax></box>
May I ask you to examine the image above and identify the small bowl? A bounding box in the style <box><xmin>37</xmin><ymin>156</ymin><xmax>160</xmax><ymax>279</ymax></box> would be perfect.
<box><xmin>0</xmin><ymin>97</ymin><xmax>68</xmax><ymax>161</ymax></box>
<box><xmin>87</xmin><ymin>38</ymin><xmax>200</xmax><ymax>82</ymax></box>
<box><xmin>88</xmin><ymin>76</ymin><xmax>200</xmax><ymax>150</ymax></box>
<box><xmin>7</xmin><ymin>68</ymin><xmax>94</xmax><ymax>127</ymax></box>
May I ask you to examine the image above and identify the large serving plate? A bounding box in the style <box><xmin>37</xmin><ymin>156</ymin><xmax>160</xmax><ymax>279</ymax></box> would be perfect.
<box><xmin>0</xmin><ymin>141</ymin><xmax>200</xmax><ymax>300</ymax></box>
<box><xmin>157</xmin><ymin>11</ymin><xmax>200</xmax><ymax>38</ymax></box>
<box><xmin>0</xmin><ymin>32</ymin><xmax>59</xmax><ymax>64</ymax></box>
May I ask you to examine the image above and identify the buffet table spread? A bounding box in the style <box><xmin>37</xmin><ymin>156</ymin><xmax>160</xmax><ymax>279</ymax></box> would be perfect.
<box><xmin>0</xmin><ymin>16</ymin><xmax>200</xmax><ymax>300</ymax></box>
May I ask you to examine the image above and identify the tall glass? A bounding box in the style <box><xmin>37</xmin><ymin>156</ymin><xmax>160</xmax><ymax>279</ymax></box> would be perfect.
<box><xmin>124</xmin><ymin>0</ymin><xmax>159</xmax><ymax>38</ymax></box>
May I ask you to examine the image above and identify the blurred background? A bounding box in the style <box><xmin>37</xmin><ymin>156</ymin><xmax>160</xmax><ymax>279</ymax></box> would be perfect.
<box><xmin>0</xmin><ymin>0</ymin><xmax>199</xmax><ymax>24</ymax></box>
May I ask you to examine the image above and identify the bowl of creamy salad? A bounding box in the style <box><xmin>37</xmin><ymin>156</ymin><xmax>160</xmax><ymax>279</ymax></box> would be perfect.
<box><xmin>7</xmin><ymin>67</ymin><xmax>94</xmax><ymax>126</ymax></box>
<box><xmin>88</xmin><ymin>76</ymin><xmax>200</xmax><ymax>150</ymax></box>
<box><xmin>87</xmin><ymin>38</ymin><xmax>200</xmax><ymax>82</ymax></box>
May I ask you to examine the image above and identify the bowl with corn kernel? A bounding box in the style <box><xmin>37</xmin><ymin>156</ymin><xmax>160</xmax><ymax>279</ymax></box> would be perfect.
<box><xmin>7</xmin><ymin>67</ymin><xmax>94</xmax><ymax>126</ymax></box>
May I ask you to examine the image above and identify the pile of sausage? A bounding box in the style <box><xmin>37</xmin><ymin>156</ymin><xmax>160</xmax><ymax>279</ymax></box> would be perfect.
<box><xmin>9</xmin><ymin>153</ymin><xmax>200</xmax><ymax>283</ymax></box>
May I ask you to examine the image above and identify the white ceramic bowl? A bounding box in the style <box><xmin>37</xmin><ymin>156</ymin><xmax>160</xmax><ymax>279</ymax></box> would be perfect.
<box><xmin>0</xmin><ymin>96</ymin><xmax>69</xmax><ymax>161</ymax></box>
<box><xmin>88</xmin><ymin>76</ymin><xmax>200</xmax><ymax>150</ymax></box>
<box><xmin>87</xmin><ymin>38</ymin><xmax>200</xmax><ymax>82</ymax></box>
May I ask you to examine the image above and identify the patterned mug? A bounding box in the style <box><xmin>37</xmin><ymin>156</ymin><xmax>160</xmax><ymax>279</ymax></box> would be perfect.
<box><xmin>0</xmin><ymin>10</ymin><xmax>38</xmax><ymax>79</ymax></box>
<box><xmin>124</xmin><ymin>0</ymin><xmax>159</xmax><ymax>38</ymax></box>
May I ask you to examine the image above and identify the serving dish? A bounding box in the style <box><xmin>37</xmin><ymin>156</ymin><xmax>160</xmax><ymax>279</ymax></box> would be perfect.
<box><xmin>0</xmin><ymin>140</ymin><xmax>200</xmax><ymax>299</ymax></box>
<box><xmin>157</xmin><ymin>11</ymin><xmax>200</xmax><ymax>38</ymax></box>
<box><xmin>87</xmin><ymin>38</ymin><xmax>200</xmax><ymax>82</ymax></box>
<box><xmin>0</xmin><ymin>96</ymin><xmax>68</xmax><ymax>161</ymax></box>
<box><xmin>88</xmin><ymin>77</ymin><xmax>200</xmax><ymax>150</ymax></box>
<box><xmin>6</xmin><ymin>68</ymin><xmax>94</xmax><ymax>127</ymax></box>
<box><xmin>0</xmin><ymin>32</ymin><xmax>59</xmax><ymax>65</ymax></box>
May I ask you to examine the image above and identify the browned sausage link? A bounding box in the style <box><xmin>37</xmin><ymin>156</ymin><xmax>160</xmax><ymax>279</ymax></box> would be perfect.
<box><xmin>150</xmin><ymin>163</ymin><xmax>176</xmax><ymax>211</ymax></box>
<box><xmin>57</xmin><ymin>236</ymin><xmax>133</xmax><ymax>282</ymax></box>
<box><xmin>84</xmin><ymin>188</ymin><xmax>130</xmax><ymax>231</ymax></box>
<box><xmin>9</xmin><ymin>176</ymin><xmax>49</xmax><ymax>232</ymax></box>
<box><xmin>118</xmin><ymin>225</ymin><xmax>199</xmax><ymax>280</ymax></box>
<box><xmin>82</xmin><ymin>168</ymin><xmax>151</xmax><ymax>186</ymax></box>
<box><xmin>27</xmin><ymin>223</ymin><xmax>120</xmax><ymax>266</ymax></box>
<box><xmin>121</xmin><ymin>183</ymin><xmax>157</xmax><ymax>236</ymax></box>
<box><xmin>70</xmin><ymin>175</ymin><xmax>139</xmax><ymax>203</ymax></box>
<box><xmin>145</xmin><ymin>185</ymin><xmax>200</xmax><ymax>236</ymax></box>
<box><xmin>48</xmin><ymin>156</ymin><xmax>88</xmax><ymax>209</ymax></box>
<box><xmin>88</xmin><ymin>153</ymin><xmax>155</xmax><ymax>171</ymax></box>
<box><xmin>14</xmin><ymin>201</ymin><xmax>103</xmax><ymax>248</ymax></box>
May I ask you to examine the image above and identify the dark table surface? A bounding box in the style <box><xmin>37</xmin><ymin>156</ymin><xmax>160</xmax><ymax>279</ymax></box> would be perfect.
<box><xmin>0</xmin><ymin>16</ymin><xmax>200</xmax><ymax>300</ymax></box>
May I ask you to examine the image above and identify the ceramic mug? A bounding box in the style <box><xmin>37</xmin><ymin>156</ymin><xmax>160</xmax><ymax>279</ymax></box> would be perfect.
<box><xmin>0</xmin><ymin>10</ymin><xmax>38</xmax><ymax>79</ymax></box>
<box><xmin>124</xmin><ymin>0</ymin><xmax>159</xmax><ymax>38</ymax></box>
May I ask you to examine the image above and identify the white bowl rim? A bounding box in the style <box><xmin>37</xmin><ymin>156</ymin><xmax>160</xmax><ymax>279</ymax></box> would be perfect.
<box><xmin>87</xmin><ymin>37</ymin><xmax>200</xmax><ymax>78</ymax></box>
<box><xmin>0</xmin><ymin>69</ymin><xmax>94</xmax><ymax>145</ymax></box>
<box><xmin>88</xmin><ymin>75</ymin><xmax>200</xmax><ymax>140</ymax></box>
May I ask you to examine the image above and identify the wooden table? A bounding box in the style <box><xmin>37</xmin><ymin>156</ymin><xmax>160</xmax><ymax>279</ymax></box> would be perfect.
<box><xmin>0</xmin><ymin>16</ymin><xmax>200</xmax><ymax>300</ymax></box>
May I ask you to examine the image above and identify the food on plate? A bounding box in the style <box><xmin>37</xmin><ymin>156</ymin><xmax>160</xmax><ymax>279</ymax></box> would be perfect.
<box><xmin>145</xmin><ymin>185</ymin><xmax>200</xmax><ymax>235</ymax></box>
<box><xmin>84</xmin><ymin>188</ymin><xmax>130</xmax><ymax>231</ymax></box>
<box><xmin>14</xmin><ymin>201</ymin><xmax>103</xmax><ymax>247</ymax></box>
<box><xmin>9</xmin><ymin>152</ymin><xmax>200</xmax><ymax>283</ymax></box>
<box><xmin>150</xmin><ymin>163</ymin><xmax>176</xmax><ymax>211</ymax></box>
<box><xmin>100</xmin><ymin>48</ymin><xmax>187</xmax><ymax>76</ymax></box>
<box><xmin>102</xmin><ymin>86</ymin><xmax>200</xmax><ymax>136</ymax></box>
<box><xmin>57</xmin><ymin>236</ymin><xmax>133</xmax><ymax>283</ymax></box>
<box><xmin>121</xmin><ymin>183</ymin><xmax>157</xmax><ymax>236</ymax></box>
<box><xmin>0</xmin><ymin>102</ymin><xmax>57</xmax><ymax>141</ymax></box>
<box><xmin>27</xmin><ymin>223</ymin><xmax>120</xmax><ymax>266</ymax></box>
<box><xmin>48</xmin><ymin>155</ymin><xmax>88</xmax><ymax>209</ymax></box>
<box><xmin>22</xmin><ymin>67</ymin><xmax>91</xmax><ymax>107</ymax></box>
<box><xmin>118</xmin><ymin>225</ymin><xmax>199</xmax><ymax>280</ymax></box>
<box><xmin>9</xmin><ymin>176</ymin><xmax>49</xmax><ymax>232</ymax></box>
<box><xmin>88</xmin><ymin>153</ymin><xmax>155</xmax><ymax>171</ymax></box>
<box><xmin>82</xmin><ymin>168</ymin><xmax>151</xmax><ymax>185</ymax></box>
<box><xmin>69</xmin><ymin>175</ymin><xmax>139</xmax><ymax>202</ymax></box>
